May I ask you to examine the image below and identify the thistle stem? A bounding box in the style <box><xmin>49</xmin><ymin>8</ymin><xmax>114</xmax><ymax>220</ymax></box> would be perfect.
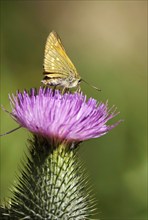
<box><xmin>1</xmin><ymin>136</ymin><xmax>96</xmax><ymax>219</ymax></box>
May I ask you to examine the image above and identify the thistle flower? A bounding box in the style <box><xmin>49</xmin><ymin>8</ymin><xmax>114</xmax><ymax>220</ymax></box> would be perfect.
<box><xmin>1</xmin><ymin>88</ymin><xmax>121</xmax><ymax>219</ymax></box>
<box><xmin>10</xmin><ymin>87</ymin><xmax>120</xmax><ymax>145</ymax></box>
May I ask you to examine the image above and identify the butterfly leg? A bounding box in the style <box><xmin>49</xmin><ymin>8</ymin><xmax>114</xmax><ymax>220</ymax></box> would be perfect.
<box><xmin>62</xmin><ymin>87</ymin><xmax>66</xmax><ymax>94</ymax></box>
<box><xmin>76</xmin><ymin>84</ymin><xmax>81</xmax><ymax>93</ymax></box>
<box><xmin>52</xmin><ymin>85</ymin><xmax>57</xmax><ymax>96</ymax></box>
<box><xmin>53</xmin><ymin>85</ymin><xmax>57</xmax><ymax>91</ymax></box>
<box><xmin>62</xmin><ymin>87</ymin><xmax>70</xmax><ymax>94</ymax></box>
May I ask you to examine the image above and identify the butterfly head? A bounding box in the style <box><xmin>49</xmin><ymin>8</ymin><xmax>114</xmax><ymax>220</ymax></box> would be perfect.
<box><xmin>66</xmin><ymin>74</ymin><xmax>81</xmax><ymax>88</ymax></box>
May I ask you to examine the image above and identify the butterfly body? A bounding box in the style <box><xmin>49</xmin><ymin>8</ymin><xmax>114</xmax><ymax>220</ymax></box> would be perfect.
<box><xmin>42</xmin><ymin>31</ymin><xmax>81</xmax><ymax>89</ymax></box>
<box><xmin>42</xmin><ymin>71</ymin><xmax>81</xmax><ymax>88</ymax></box>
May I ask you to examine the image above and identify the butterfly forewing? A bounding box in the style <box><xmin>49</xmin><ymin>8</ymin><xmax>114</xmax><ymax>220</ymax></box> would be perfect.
<box><xmin>43</xmin><ymin>31</ymin><xmax>78</xmax><ymax>78</ymax></box>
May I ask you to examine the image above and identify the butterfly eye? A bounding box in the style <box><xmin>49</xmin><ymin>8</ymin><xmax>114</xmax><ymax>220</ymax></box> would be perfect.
<box><xmin>78</xmin><ymin>79</ymin><xmax>82</xmax><ymax>83</ymax></box>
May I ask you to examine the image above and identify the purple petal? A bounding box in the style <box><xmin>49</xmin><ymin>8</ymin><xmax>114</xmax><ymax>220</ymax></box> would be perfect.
<box><xmin>9</xmin><ymin>88</ymin><xmax>121</xmax><ymax>143</ymax></box>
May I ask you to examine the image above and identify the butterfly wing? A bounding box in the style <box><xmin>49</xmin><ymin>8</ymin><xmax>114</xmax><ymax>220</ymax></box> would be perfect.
<box><xmin>43</xmin><ymin>31</ymin><xmax>78</xmax><ymax>79</ymax></box>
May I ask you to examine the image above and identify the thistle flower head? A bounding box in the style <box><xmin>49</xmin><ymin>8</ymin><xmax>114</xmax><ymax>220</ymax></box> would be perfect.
<box><xmin>9</xmin><ymin>88</ymin><xmax>120</xmax><ymax>144</ymax></box>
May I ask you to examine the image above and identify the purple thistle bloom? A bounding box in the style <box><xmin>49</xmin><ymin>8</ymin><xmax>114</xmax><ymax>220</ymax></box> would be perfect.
<box><xmin>9</xmin><ymin>88</ymin><xmax>121</xmax><ymax>143</ymax></box>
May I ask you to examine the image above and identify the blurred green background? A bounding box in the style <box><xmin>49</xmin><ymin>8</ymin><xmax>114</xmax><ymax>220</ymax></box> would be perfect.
<box><xmin>0</xmin><ymin>1</ymin><xmax>147</xmax><ymax>219</ymax></box>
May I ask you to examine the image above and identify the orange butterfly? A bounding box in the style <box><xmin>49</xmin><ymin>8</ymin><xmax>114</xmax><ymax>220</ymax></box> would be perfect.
<box><xmin>42</xmin><ymin>31</ymin><xmax>81</xmax><ymax>90</ymax></box>
<box><xmin>41</xmin><ymin>31</ymin><xmax>100</xmax><ymax>91</ymax></box>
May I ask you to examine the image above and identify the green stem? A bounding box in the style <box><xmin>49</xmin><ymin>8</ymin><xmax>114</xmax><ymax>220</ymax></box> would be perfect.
<box><xmin>0</xmin><ymin>136</ymin><xmax>96</xmax><ymax>219</ymax></box>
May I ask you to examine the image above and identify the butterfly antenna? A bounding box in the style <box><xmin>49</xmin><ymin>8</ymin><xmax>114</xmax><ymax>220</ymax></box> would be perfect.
<box><xmin>81</xmin><ymin>79</ymin><xmax>101</xmax><ymax>91</ymax></box>
<box><xmin>0</xmin><ymin>126</ymin><xmax>22</xmax><ymax>137</ymax></box>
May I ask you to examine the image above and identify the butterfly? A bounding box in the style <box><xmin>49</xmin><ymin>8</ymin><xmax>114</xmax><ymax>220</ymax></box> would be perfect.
<box><xmin>41</xmin><ymin>31</ymin><xmax>100</xmax><ymax>92</ymax></box>
<box><xmin>41</xmin><ymin>31</ymin><xmax>81</xmax><ymax>90</ymax></box>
